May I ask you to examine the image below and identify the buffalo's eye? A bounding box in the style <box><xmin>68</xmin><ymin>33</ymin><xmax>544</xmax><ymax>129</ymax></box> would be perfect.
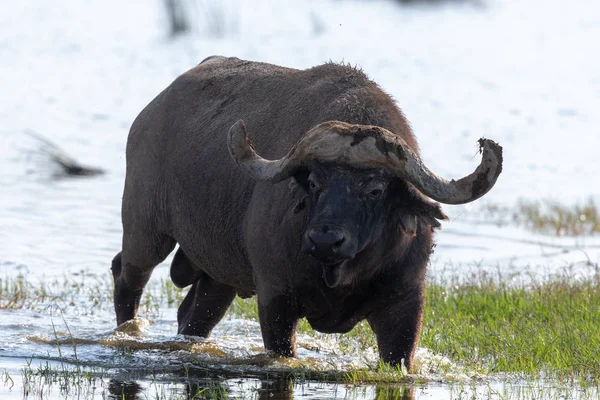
<box><xmin>308</xmin><ymin>178</ymin><xmax>322</xmax><ymax>192</ymax></box>
<box><xmin>370</xmin><ymin>188</ymin><xmax>383</xmax><ymax>198</ymax></box>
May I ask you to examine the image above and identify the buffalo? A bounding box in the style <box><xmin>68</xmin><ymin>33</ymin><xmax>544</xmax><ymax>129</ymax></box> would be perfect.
<box><xmin>111</xmin><ymin>56</ymin><xmax>502</xmax><ymax>371</ymax></box>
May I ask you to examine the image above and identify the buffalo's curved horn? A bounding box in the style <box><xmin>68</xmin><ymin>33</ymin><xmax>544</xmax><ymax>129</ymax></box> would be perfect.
<box><xmin>227</xmin><ymin>120</ymin><xmax>503</xmax><ymax>204</ymax></box>
<box><xmin>397</xmin><ymin>138</ymin><xmax>503</xmax><ymax>204</ymax></box>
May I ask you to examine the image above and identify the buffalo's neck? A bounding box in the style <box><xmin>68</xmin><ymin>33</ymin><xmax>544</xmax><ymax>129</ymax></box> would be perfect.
<box><xmin>298</xmin><ymin>279</ymin><xmax>377</xmax><ymax>334</ymax></box>
<box><xmin>295</xmin><ymin>221</ymin><xmax>433</xmax><ymax>333</ymax></box>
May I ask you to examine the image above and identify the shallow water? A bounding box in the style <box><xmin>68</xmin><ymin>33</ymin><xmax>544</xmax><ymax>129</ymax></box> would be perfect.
<box><xmin>1</xmin><ymin>276</ymin><xmax>597</xmax><ymax>399</ymax></box>
<box><xmin>1</xmin><ymin>0</ymin><xmax>600</xmax><ymax>398</ymax></box>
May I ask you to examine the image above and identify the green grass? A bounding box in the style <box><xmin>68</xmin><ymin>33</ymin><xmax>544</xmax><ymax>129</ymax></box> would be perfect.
<box><xmin>481</xmin><ymin>197</ymin><xmax>600</xmax><ymax>236</ymax></box>
<box><xmin>420</xmin><ymin>275</ymin><xmax>600</xmax><ymax>381</ymax></box>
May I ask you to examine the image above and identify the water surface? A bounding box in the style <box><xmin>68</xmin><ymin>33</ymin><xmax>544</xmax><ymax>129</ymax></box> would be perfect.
<box><xmin>1</xmin><ymin>0</ymin><xmax>599</xmax><ymax>398</ymax></box>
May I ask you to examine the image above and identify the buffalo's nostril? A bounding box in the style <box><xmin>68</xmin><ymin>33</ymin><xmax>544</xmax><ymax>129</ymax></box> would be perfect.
<box><xmin>305</xmin><ymin>226</ymin><xmax>350</xmax><ymax>259</ymax></box>
<box><xmin>309</xmin><ymin>231</ymin><xmax>344</xmax><ymax>248</ymax></box>
<box><xmin>302</xmin><ymin>239</ymin><xmax>316</xmax><ymax>254</ymax></box>
<box><xmin>331</xmin><ymin>237</ymin><xmax>345</xmax><ymax>253</ymax></box>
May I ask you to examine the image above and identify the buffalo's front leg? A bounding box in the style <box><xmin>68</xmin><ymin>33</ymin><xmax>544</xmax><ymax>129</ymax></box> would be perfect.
<box><xmin>257</xmin><ymin>291</ymin><xmax>299</xmax><ymax>357</ymax></box>
<box><xmin>177</xmin><ymin>274</ymin><xmax>236</xmax><ymax>337</ymax></box>
<box><xmin>367</xmin><ymin>285</ymin><xmax>425</xmax><ymax>372</ymax></box>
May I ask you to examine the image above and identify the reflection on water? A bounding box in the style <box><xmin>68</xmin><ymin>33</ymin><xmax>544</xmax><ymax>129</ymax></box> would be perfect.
<box><xmin>107</xmin><ymin>381</ymin><xmax>143</xmax><ymax>400</ymax></box>
<box><xmin>106</xmin><ymin>377</ymin><xmax>299</xmax><ymax>400</ymax></box>
<box><xmin>5</xmin><ymin>359</ymin><xmax>597</xmax><ymax>400</ymax></box>
<box><xmin>2</xmin><ymin>356</ymin><xmax>418</xmax><ymax>400</ymax></box>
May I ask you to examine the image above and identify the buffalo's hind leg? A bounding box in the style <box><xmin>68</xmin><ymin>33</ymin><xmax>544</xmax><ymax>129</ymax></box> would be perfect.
<box><xmin>176</xmin><ymin>258</ymin><xmax>236</xmax><ymax>337</ymax></box>
<box><xmin>112</xmin><ymin>234</ymin><xmax>175</xmax><ymax>326</ymax></box>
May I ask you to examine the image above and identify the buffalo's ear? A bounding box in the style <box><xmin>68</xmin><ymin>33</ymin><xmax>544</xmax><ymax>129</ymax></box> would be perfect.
<box><xmin>399</xmin><ymin>213</ymin><xmax>417</xmax><ymax>236</ymax></box>
<box><xmin>413</xmin><ymin>198</ymin><xmax>448</xmax><ymax>230</ymax></box>
<box><xmin>408</xmin><ymin>184</ymin><xmax>448</xmax><ymax>230</ymax></box>
<box><xmin>390</xmin><ymin>179</ymin><xmax>449</xmax><ymax>230</ymax></box>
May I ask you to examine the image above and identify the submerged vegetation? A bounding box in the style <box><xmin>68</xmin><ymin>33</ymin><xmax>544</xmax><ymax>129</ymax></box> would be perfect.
<box><xmin>480</xmin><ymin>197</ymin><xmax>600</xmax><ymax>236</ymax></box>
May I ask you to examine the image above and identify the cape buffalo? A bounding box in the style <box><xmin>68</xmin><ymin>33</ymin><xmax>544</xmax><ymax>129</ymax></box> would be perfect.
<box><xmin>111</xmin><ymin>56</ymin><xmax>502</xmax><ymax>371</ymax></box>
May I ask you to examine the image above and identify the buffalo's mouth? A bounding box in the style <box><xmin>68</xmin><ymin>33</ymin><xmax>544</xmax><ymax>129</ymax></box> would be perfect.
<box><xmin>300</xmin><ymin>224</ymin><xmax>356</xmax><ymax>288</ymax></box>
<box><xmin>321</xmin><ymin>260</ymin><xmax>347</xmax><ymax>288</ymax></box>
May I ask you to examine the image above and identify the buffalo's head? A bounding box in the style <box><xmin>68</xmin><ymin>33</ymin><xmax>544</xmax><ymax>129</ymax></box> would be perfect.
<box><xmin>227</xmin><ymin>120</ymin><xmax>503</xmax><ymax>287</ymax></box>
<box><xmin>294</xmin><ymin>161</ymin><xmax>452</xmax><ymax>287</ymax></box>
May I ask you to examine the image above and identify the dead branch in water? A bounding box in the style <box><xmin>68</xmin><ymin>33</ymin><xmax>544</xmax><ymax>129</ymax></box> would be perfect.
<box><xmin>24</xmin><ymin>131</ymin><xmax>105</xmax><ymax>177</ymax></box>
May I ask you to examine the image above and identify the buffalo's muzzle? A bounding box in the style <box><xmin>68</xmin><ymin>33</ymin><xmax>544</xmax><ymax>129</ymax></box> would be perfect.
<box><xmin>302</xmin><ymin>225</ymin><xmax>357</xmax><ymax>262</ymax></box>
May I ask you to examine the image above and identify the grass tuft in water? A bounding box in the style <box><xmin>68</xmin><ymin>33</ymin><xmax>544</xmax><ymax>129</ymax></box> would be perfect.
<box><xmin>0</xmin><ymin>275</ymin><xmax>40</xmax><ymax>309</ymax></box>
<box><xmin>481</xmin><ymin>197</ymin><xmax>600</xmax><ymax>236</ymax></box>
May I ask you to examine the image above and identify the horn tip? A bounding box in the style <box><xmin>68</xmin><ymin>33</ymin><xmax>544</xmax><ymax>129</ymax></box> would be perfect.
<box><xmin>478</xmin><ymin>138</ymin><xmax>503</xmax><ymax>176</ymax></box>
<box><xmin>227</xmin><ymin>119</ymin><xmax>254</xmax><ymax>159</ymax></box>
<box><xmin>228</xmin><ymin>119</ymin><xmax>247</xmax><ymax>139</ymax></box>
